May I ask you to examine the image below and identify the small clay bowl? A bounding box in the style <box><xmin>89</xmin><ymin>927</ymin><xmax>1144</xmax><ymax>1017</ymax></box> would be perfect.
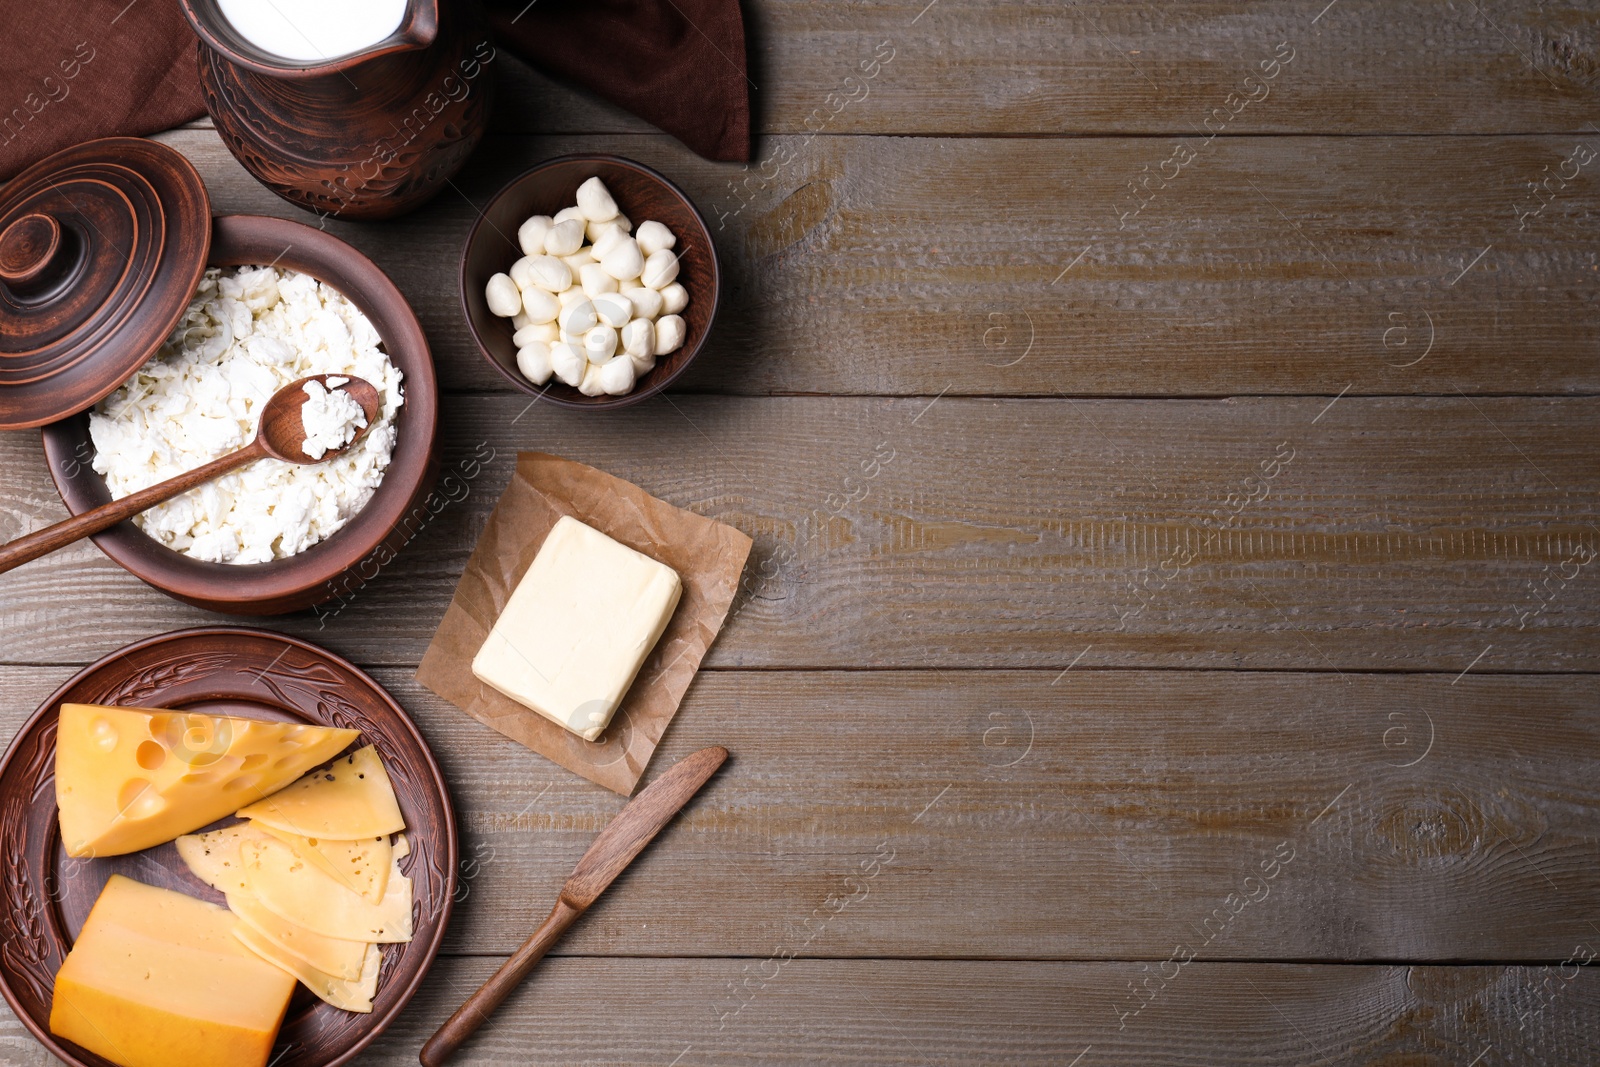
<box><xmin>40</xmin><ymin>214</ymin><xmax>439</xmax><ymax>616</ymax></box>
<box><xmin>460</xmin><ymin>154</ymin><xmax>720</xmax><ymax>410</ymax></box>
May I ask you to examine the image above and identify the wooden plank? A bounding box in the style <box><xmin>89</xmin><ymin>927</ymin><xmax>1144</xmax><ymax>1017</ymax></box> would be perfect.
<box><xmin>474</xmin><ymin>1</ymin><xmax>1600</xmax><ymax>137</ymax></box>
<box><xmin>2</xmin><ymin>395</ymin><xmax>1596</xmax><ymax>670</ymax></box>
<box><xmin>174</xmin><ymin>4</ymin><xmax>1600</xmax><ymax>138</ymax></box>
<box><xmin>0</xmin><ymin>667</ymin><xmax>1594</xmax><ymax>961</ymax></box>
<box><xmin>4</xmin><ymin>959</ymin><xmax>1587</xmax><ymax>1065</ymax></box>
<box><xmin>153</xmin><ymin>128</ymin><xmax>1600</xmax><ymax>398</ymax></box>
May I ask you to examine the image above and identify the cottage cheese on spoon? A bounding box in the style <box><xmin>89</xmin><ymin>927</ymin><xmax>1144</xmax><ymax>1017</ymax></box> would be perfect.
<box><xmin>89</xmin><ymin>266</ymin><xmax>404</xmax><ymax>564</ymax></box>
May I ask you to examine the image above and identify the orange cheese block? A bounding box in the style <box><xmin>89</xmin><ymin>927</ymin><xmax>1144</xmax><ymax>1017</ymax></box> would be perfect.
<box><xmin>55</xmin><ymin>704</ymin><xmax>358</xmax><ymax>858</ymax></box>
<box><xmin>49</xmin><ymin>875</ymin><xmax>295</xmax><ymax>1067</ymax></box>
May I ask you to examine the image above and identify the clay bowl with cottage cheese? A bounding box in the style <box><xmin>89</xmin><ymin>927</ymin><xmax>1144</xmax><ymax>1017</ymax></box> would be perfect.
<box><xmin>461</xmin><ymin>154</ymin><xmax>720</xmax><ymax>410</ymax></box>
<box><xmin>40</xmin><ymin>214</ymin><xmax>438</xmax><ymax>616</ymax></box>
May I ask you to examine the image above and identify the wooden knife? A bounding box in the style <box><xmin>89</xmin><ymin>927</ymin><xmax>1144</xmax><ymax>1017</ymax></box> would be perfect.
<box><xmin>419</xmin><ymin>746</ymin><xmax>730</xmax><ymax>1067</ymax></box>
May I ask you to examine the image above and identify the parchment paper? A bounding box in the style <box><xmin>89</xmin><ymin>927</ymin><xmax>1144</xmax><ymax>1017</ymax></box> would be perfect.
<box><xmin>416</xmin><ymin>453</ymin><xmax>752</xmax><ymax>795</ymax></box>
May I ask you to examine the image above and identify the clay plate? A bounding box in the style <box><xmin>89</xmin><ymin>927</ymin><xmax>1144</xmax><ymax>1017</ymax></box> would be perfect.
<box><xmin>460</xmin><ymin>154</ymin><xmax>721</xmax><ymax>410</ymax></box>
<box><xmin>0</xmin><ymin>627</ymin><xmax>457</xmax><ymax>1067</ymax></box>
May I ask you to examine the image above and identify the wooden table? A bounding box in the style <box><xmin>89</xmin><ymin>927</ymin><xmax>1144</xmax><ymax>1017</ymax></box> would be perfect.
<box><xmin>4</xmin><ymin>2</ymin><xmax>1600</xmax><ymax>1063</ymax></box>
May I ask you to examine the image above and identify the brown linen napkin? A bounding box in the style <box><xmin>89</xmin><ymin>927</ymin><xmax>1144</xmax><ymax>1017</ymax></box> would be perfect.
<box><xmin>0</xmin><ymin>0</ymin><xmax>750</xmax><ymax>181</ymax></box>
<box><xmin>486</xmin><ymin>0</ymin><xmax>751</xmax><ymax>163</ymax></box>
<box><xmin>416</xmin><ymin>453</ymin><xmax>752</xmax><ymax>795</ymax></box>
<box><xmin>0</xmin><ymin>1</ymin><xmax>208</xmax><ymax>181</ymax></box>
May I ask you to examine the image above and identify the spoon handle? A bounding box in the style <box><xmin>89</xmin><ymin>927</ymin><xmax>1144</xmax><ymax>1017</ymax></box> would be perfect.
<box><xmin>0</xmin><ymin>443</ymin><xmax>265</xmax><ymax>575</ymax></box>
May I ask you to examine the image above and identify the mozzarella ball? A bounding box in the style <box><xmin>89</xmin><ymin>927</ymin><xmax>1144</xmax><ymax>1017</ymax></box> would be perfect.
<box><xmin>513</xmin><ymin>322</ymin><xmax>559</xmax><ymax>347</ymax></box>
<box><xmin>520</xmin><ymin>287</ymin><xmax>559</xmax><ymax>324</ymax></box>
<box><xmin>597</xmin><ymin>353</ymin><xmax>637</xmax><ymax>395</ymax></box>
<box><xmin>517</xmin><ymin>340</ymin><xmax>554</xmax><ymax>385</ymax></box>
<box><xmin>623</xmin><ymin>286</ymin><xmax>663</xmax><ymax>320</ymax></box>
<box><xmin>577</xmin><ymin>363</ymin><xmax>608</xmax><ymax>396</ymax></box>
<box><xmin>557</xmin><ymin>287</ymin><xmax>589</xmax><ymax>311</ymax></box>
<box><xmin>601</xmin><ymin>238</ymin><xmax>645</xmax><ymax>281</ymax></box>
<box><xmin>511</xmin><ymin>309</ymin><xmax>534</xmax><ymax>330</ymax></box>
<box><xmin>544</xmin><ymin>218</ymin><xmax>586</xmax><ymax>256</ymax></box>
<box><xmin>526</xmin><ymin>255</ymin><xmax>572</xmax><ymax>292</ymax></box>
<box><xmin>560</xmin><ymin>248</ymin><xmax>595</xmax><ymax>271</ymax></box>
<box><xmin>554</xmin><ymin>205</ymin><xmax>586</xmax><ymax>225</ymax></box>
<box><xmin>486</xmin><ymin>273</ymin><xmax>522</xmax><ymax>317</ymax></box>
<box><xmin>592</xmin><ymin>226</ymin><xmax>630</xmax><ymax>260</ymax></box>
<box><xmin>584</xmin><ymin>325</ymin><xmax>619</xmax><ymax>364</ymax></box>
<box><xmin>593</xmin><ymin>292</ymin><xmax>633</xmax><ymax>328</ymax></box>
<box><xmin>659</xmin><ymin>282</ymin><xmax>689</xmax><ymax>315</ymax></box>
<box><xmin>576</xmin><ymin>176</ymin><xmax>620</xmax><ymax>222</ymax></box>
<box><xmin>509</xmin><ymin>256</ymin><xmax>539</xmax><ymax>291</ymax></box>
<box><xmin>628</xmin><ymin>348</ymin><xmax>657</xmax><ymax>376</ymax></box>
<box><xmin>517</xmin><ymin>215</ymin><xmax>554</xmax><ymax>257</ymax></box>
<box><xmin>654</xmin><ymin>314</ymin><xmax>686</xmax><ymax>356</ymax></box>
<box><xmin>560</xmin><ymin>298</ymin><xmax>597</xmax><ymax>336</ymax></box>
<box><xmin>621</xmin><ymin>318</ymin><xmax>654</xmax><ymax>359</ymax></box>
<box><xmin>641</xmin><ymin>249</ymin><xmax>679</xmax><ymax>289</ymax></box>
<box><xmin>579</xmin><ymin>263</ymin><xmax>619</xmax><ymax>297</ymax></box>
<box><xmin>586</xmin><ymin>214</ymin><xmax>631</xmax><ymax>243</ymax></box>
<box><xmin>635</xmin><ymin>220</ymin><xmax>677</xmax><ymax>257</ymax></box>
<box><xmin>550</xmin><ymin>342</ymin><xmax>587</xmax><ymax>387</ymax></box>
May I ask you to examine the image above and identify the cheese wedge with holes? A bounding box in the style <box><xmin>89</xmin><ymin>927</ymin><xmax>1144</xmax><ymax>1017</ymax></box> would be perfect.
<box><xmin>55</xmin><ymin>704</ymin><xmax>358</xmax><ymax>858</ymax></box>
<box><xmin>471</xmin><ymin>515</ymin><xmax>682</xmax><ymax>740</ymax></box>
<box><xmin>243</xmin><ymin>836</ymin><xmax>413</xmax><ymax>943</ymax></box>
<box><xmin>233</xmin><ymin>925</ymin><xmax>382</xmax><ymax>1013</ymax></box>
<box><xmin>236</xmin><ymin>745</ymin><xmax>404</xmax><ymax>839</ymax></box>
<box><xmin>254</xmin><ymin>823</ymin><xmax>393</xmax><ymax>903</ymax></box>
<box><xmin>49</xmin><ymin>875</ymin><xmax>295</xmax><ymax>1067</ymax></box>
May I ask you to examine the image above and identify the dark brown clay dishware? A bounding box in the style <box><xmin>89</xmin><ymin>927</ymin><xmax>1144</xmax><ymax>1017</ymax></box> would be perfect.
<box><xmin>420</xmin><ymin>746</ymin><xmax>729</xmax><ymax>1067</ymax></box>
<box><xmin>40</xmin><ymin>213</ymin><xmax>439</xmax><ymax>616</ymax></box>
<box><xmin>460</xmin><ymin>154</ymin><xmax>721</xmax><ymax>411</ymax></box>
<box><xmin>0</xmin><ymin>138</ymin><xmax>211</xmax><ymax>430</ymax></box>
<box><xmin>0</xmin><ymin>627</ymin><xmax>458</xmax><ymax>1067</ymax></box>
<box><xmin>0</xmin><ymin>376</ymin><xmax>380</xmax><ymax>576</ymax></box>
<box><xmin>178</xmin><ymin>0</ymin><xmax>494</xmax><ymax>221</ymax></box>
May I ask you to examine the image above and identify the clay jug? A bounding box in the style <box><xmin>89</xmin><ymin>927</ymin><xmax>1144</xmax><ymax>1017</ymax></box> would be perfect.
<box><xmin>178</xmin><ymin>0</ymin><xmax>494</xmax><ymax>220</ymax></box>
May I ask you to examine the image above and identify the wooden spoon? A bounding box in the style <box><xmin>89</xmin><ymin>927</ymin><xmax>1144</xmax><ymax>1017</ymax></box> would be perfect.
<box><xmin>0</xmin><ymin>374</ymin><xmax>380</xmax><ymax>575</ymax></box>
<box><xmin>420</xmin><ymin>746</ymin><xmax>730</xmax><ymax>1067</ymax></box>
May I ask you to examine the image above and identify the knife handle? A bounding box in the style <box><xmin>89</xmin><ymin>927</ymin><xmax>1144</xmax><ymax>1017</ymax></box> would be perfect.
<box><xmin>419</xmin><ymin>895</ymin><xmax>585</xmax><ymax>1067</ymax></box>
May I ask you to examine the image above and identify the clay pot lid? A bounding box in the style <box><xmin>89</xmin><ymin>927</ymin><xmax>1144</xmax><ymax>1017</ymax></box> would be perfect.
<box><xmin>0</xmin><ymin>137</ymin><xmax>210</xmax><ymax>430</ymax></box>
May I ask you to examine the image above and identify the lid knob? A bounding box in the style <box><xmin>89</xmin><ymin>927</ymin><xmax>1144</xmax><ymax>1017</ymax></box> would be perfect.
<box><xmin>0</xmin><ymin>212</ymin><xmax>77</xmax><ymax>295</ymax></box>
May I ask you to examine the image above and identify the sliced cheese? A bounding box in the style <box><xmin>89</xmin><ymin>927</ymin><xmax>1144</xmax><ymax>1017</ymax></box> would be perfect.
<box><xmin>176</xmin><ymin>823</ymin><xmax>275</xmax><ymax>895</ymax></box>
<box><xmin>254</xmin><ymin>822</ymin><xmax>392</xmax><ymax>903</ymax></box>
<box><xmin>236</xmin><ymin>745</ymin><xmax>404</xmax><ymax>839</ymax></box>
<box><xmin>49</xmin><ymin>875</ymin><xmax>295</xmax><ymax>1067</ymax></box>
<box><xmin>177</xmin><ymin>823</ymin><xmax>371</xmax><ymax>980</ymax></box>
<box><xmin>55</xmin><ymin>703</ymin><xmax>357</xmax><ymax>858</ymax></box>
<box><xmin>243</xmin><ymin>836</ymin><xmax>413</xmax><ymax>943</ymax></box>
<box><xmin>230</xmin><ymin>890</ymin><xmax>371</xmax><ymax>980</ymax></box>
<box><xmin>233</xmin><ymin>924</ymin><xmax>382</xmax><ymax>1014</ymax></box>
<box><xmin>471</xmin><ymin>515</ymin><xmax>682</xmax><ymax>740</ymax></box>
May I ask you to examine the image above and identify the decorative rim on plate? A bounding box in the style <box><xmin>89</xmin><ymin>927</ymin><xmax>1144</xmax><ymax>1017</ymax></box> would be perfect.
<box><xmin>0</xmin><ymin>627</ymin><xmax>457</xmax><ymax>1067</ymax></box>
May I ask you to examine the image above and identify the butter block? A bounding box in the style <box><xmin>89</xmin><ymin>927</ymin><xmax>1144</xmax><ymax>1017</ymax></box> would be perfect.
<box><xmin>472</xmin><ymin>515</ymin><xmax>682</xmax><ymax>741</ymax></box>
<box><xmin>49</xmin><ymin>875</ymin><xmax>295</xmax><ymax>1067</ymax></box>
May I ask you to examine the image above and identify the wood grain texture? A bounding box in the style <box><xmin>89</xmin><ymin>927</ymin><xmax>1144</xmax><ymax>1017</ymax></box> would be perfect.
<box><xmin>2</xmin><ymin>395</ymin><xmax>1595</xmax><ymax>670</ymax></box>
<box><xmin>0</xmin><ymin>667</ymin><xmax>1593</xmax><ymax>962</ymax></box>
<box><xmin>4</xmin><ymin>958</ymin><xmax>1580</xmax><ymax>1066</ymax></box>
<box><xmin>475</xmin><ymin>1</ymin><xmax>1600</xmax><ymax>137</ymax></box>
<box><xmin>151</xmin><ymin>129</ymin><xmax>1600</xmax><ymax>398</ymax></box>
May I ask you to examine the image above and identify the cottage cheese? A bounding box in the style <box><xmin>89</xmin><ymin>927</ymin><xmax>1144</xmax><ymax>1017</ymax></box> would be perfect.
<box><xmin>89</xmin><ymin>266</ymin><xmax>405</xmax><ymax>564</ymax></box>
<box><xmin>299</xmin><ymin>376</ymin><xmax>367</xmax><ymax>461</ymax></box>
